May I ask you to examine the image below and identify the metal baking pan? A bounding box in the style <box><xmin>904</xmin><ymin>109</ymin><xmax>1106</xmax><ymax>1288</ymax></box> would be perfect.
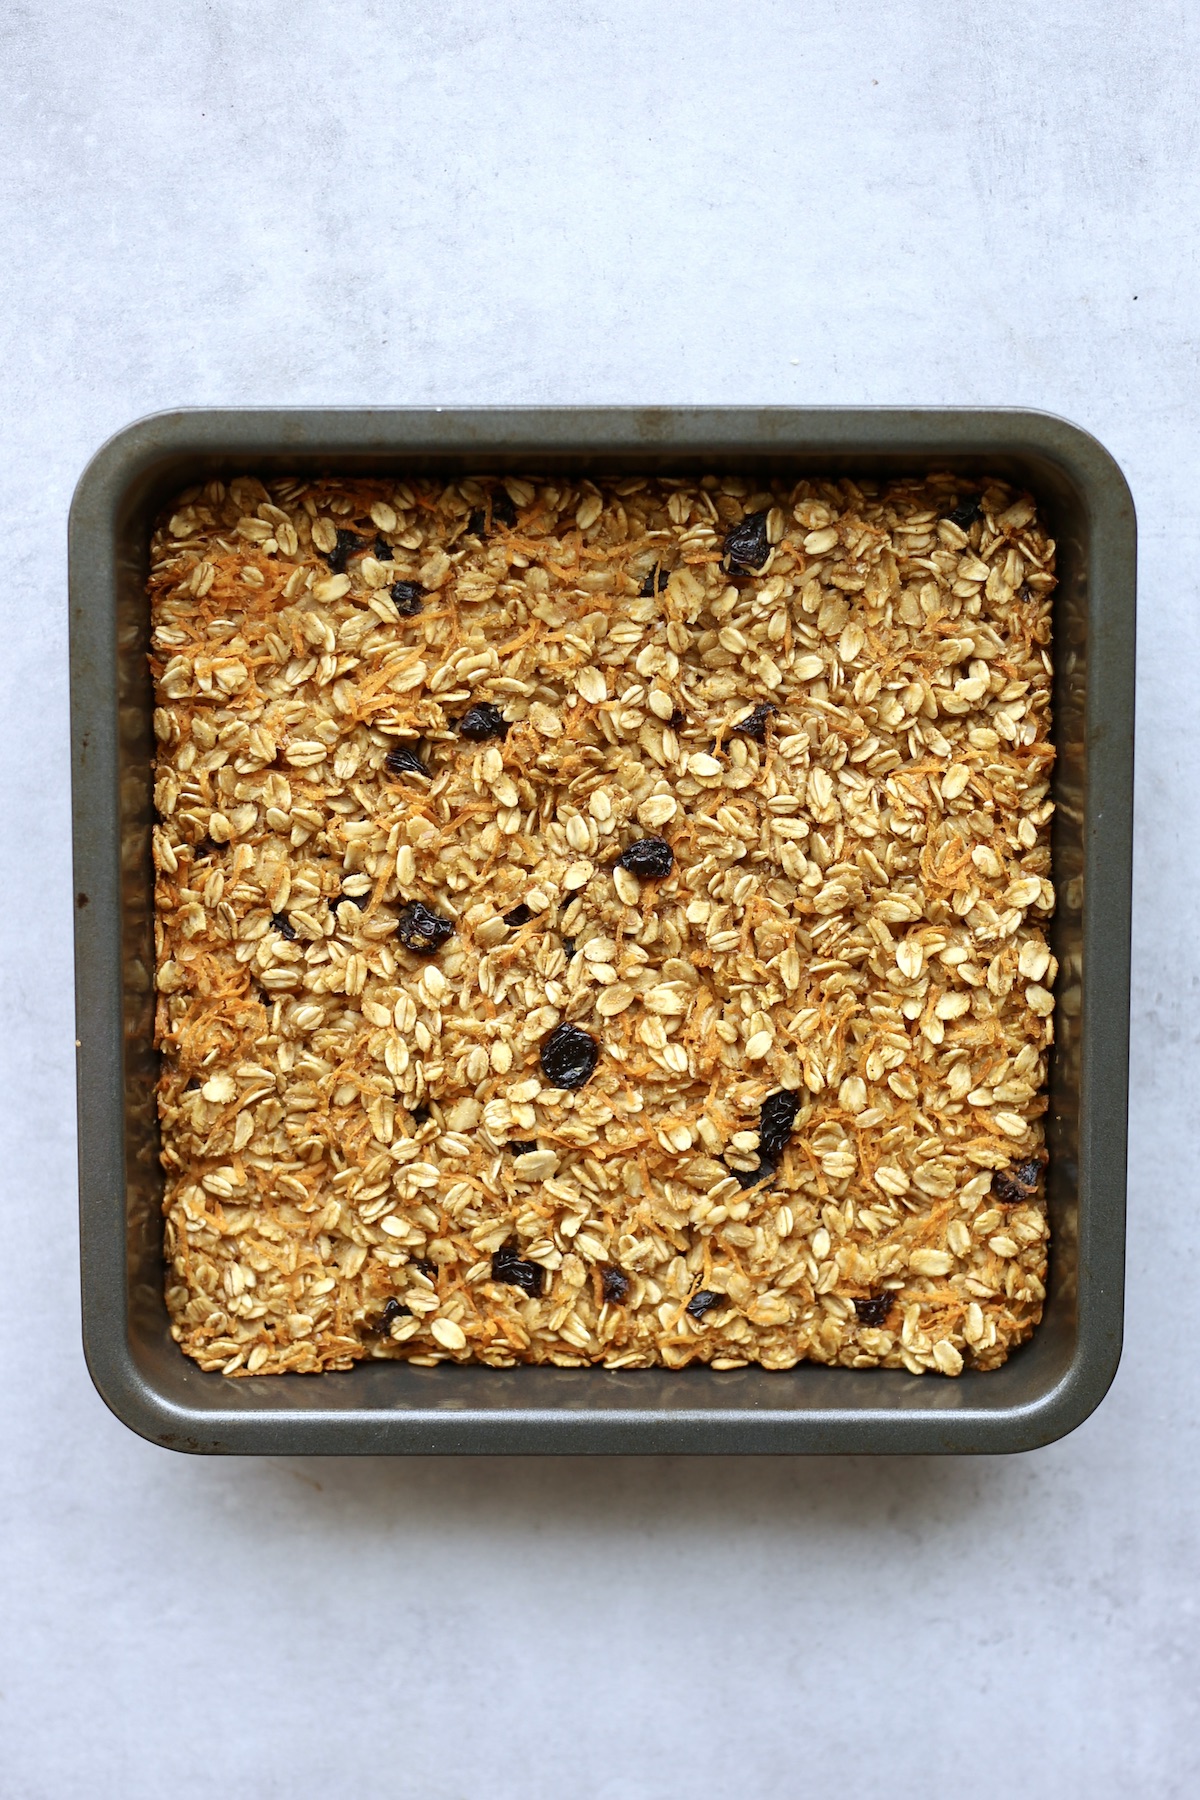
<box><xmin>70</xmin><ymin>406</ymin><xmax>1134</xmax><ymax>1454</ymax></box>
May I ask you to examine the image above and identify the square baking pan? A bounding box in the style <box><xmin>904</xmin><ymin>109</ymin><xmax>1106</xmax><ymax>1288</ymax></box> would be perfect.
<box><xmin>70</xmin><ymin>406</ymin><xmax>1134</xmax><ymax>1454</ymax></box>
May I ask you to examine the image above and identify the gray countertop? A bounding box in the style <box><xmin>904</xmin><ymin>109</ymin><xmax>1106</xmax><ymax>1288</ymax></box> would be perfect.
<box><xmin>1</xmin><ymin>2</ymin><xmax>1192</xmax><ymax>1794</ymax></box>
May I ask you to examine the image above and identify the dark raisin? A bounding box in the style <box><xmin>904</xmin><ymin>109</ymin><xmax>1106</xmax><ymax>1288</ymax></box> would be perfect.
<box><xmin>504</xmin><ymin>904</ymin><xmax>534</xmax><ymax>927</ymax></box>
<box><xmin>639</xmin><ymin>566</ymin><xmax>670</xmax><ymax>596</ymax></box>
<box><xmin>601</xmin><ymin>1265</ymin><xmax>630</xmax><ymax>1305</ymax></box>
<box><xmin>373</xmin><ymin>534</ymin><xmax>393</xmax><ymax>561</ymax></box>
<box><xmin>335</xmin><ymin>890</ymin><xmax>369</xmax><ymax>912</ymax></box>
<box><xmin>757</xmin><ymin>1088</ymin><xmax>802</xmax><ymax>1163</ymax></box>
<box><xmin>491</xmin><ymin>489</ymin><xmax>518</xmax><ymax>528</ymax></box>
<box><xmin>492</xmin><ymin>1242</ymin><xmax>544</xmax><ymax>1297</ymax></box>
<box><xmin>561</xmin><ymin>937</ymin><xmax>577</xmax><ymax>960</ymax></box>
<box><xmin>467</xmin><ymin>507</ymin><xmax>487</xmax><ymax>536</ymax></box>
<box><xmin>458</xmin><ymin>702</ymin><xmax>509</xmax><ymax>741</ymax></box>
<box><xmin>540</xmin><ymin>1021</ymin><xmax>600</xmax><ymax>1089</ymax></box>
<box><xmin>414</xmin><ymin>1257</ymin><xmax>436</xmax><ymax>1279</ymax></box>
<box><xmin>686</xmin><ymin>1288</ymin><xmax>722</xmax><ymax>1320</ymax></box>
<box><xmin>508</xmin><ymin>1141</ymin><xmax>538</xmax><ymax>1158</ymax></box>
<box><xmin>410</xmin><ymin>1104</ymin><xmax>430</xmax><ymax>1126</ymax></box>
<box><xmin>325</xmin><ymin>528</ymin><xmax>360</xmax><ymax>574</ymax></box>
<box><xmin>615</xmin><ymin>836</ymin><xmax>674</xmax><ymax>879</ymax></box>
<box><xmin>993</xmin><ymin>1160</ymin><xmax>1042</xmax><ymax>1205</ymax></box>
<box><xmin>390</xmin><ymin>580</ymin><xmax>425</xmax><ymax>616</ymax></box>
<box><xmin>945</xmin><ymin>496</ymin><xmax>982</xmax><ymax>530</ymax></box>
<box><xmin>396</xmin><ymin>900</ymin><xmax>455</xmax><ymax>954</ymax></box>
<box><xmin>668</xmin><ymin>707</ymin><xmax>687</xmax><ymax>730</ymax></box>
<box><xmin>730</xmin><ymin>1161</ymin><xmax>773</xmax><ymax>1191</ymax></box>
<box><xmin>385</xmin><ymin>743</ymin><xmax>428</xmax><ymax>778</ymax></box>
<box><xmin>729</xmin><ymin>1088</ymin><xmax>801</xmax><ymax>1187</ymax></box>
<box><xmin>854</xmin><ymin>1293</ymin><xmax>894</xmax><ymax>1328</ymax></box>
<box><xmin>733</xmin><ymin>702</ymin><xmax>776</xmax><ymax>743</ymax></box>
<box><xmin>270</xmin><ymin>911</ymin><xmax>296</xmax><ymax>941</ymax></box>
<box><xmin>183</xmin><ymin>1077</ymin><xmax>201</xmax><ymax>1092</ymax></box>
<box><xmin>990</xmin><ymin>1171</ymin><xmax>1025</xmax><ymax>1206</ymax></box>
<box><xmin>380</xmin><ymin>1297</ymin><xmax>412</xmax><ymax>1332</ymax></box>
<box><xmin>724</xmin><ymin>510</ymin><xmax>771</xmax><ymax>571</ymax></box>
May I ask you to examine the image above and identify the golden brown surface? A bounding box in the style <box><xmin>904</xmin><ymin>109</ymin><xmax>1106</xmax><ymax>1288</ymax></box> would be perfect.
<box><xmin>150</xmin><ymin>471</ymin><xmax>1055</xmax><ymax>1376</ymax></box>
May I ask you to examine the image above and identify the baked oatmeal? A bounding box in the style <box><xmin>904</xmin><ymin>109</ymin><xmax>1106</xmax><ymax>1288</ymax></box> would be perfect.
<box><xmin>149</xmin><ymin>471</ymin><xmax>1056</xmax><ymax>1377</ymax></box>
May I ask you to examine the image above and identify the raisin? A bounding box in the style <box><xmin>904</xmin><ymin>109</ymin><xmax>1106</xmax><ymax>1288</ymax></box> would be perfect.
<box><xmin>492</xmin><ymin>489</ymin><xmax>518</xmax><ymax>528</ymax></box>
<box><xmin>396</xmin><ymin>900</ymin><xmax>455</xmax><ymax>954</ymax></box>
<box><xmin>601</xmin><ymin>1265</ymin><xmax>630</xmax><ymax>1304</ymax></box>
<box><xmin>854</xmin><ymin>1292</ymin><xmax>894</xmax><ymax>1328</ymax></box>
<box><xmin>639</xmin><ymin>566</ymin><xmax>670</xmax><ymax>596</ymax></box>
<box><xmin>729</xmin><ymin>1088</ymin><xmax>801</xmax><ymax>1187</ymax></box>
<box><xmin>686</xmin><ymin>1289</ymin><xmax>721</xmax><ymax>1320</ymax></box>
<box><xmin>380</xmin><ymin>1297</ymin><xmax>412</xmax><ymax>1332</ymax></box>
<box><xmin>508</xmin><ymin>1141</ymin><xmax>538</xmax><ymax>1158</ymax></box>
<box><xmin>668</xmin><ymin>707</ymin><xmax>687</xmax><ymax>730</ymax></box>
<box><xmin>504</xmin><ymin>903</ymin><xmax>534</xmax><ymax>927</ymax></box>
<box><xmin>492</xmin><ymin>1242</ymin><xmax>544</xmax><ymax>1297</ymax></box>
<box><xmin>270</xmin><ymin>911</ymin><xmax>296</xmax><ymax>941</ymax></box>
<box><xmin>183</xmin><ymin>1077</ymin><xmax>201</xmax><ymax>1093</ymax></box>
<box><xmin>335</xmin><ymin>891</ymin><xmax>369</xmax><ymax>911</ymax></box>
<box><xmin>325</xmin><ymin>528</ymin><xmax>360</xmax><ymax>574</ymax></box>
<box><xmin>458</xmin><ymin>702</ymin><xmax>509</xmax><ymax>740</ymax></box>
<box><xmin>561</xmin><ymin>937</ymin><xmax>577</xmax><ymax>960</ymax></box>
<box><xmin>373</xmin><ymin>534</ymin><xmax>393</xmax><ymax>561</ymax></box>
<box><xmin>615</xmin><ymin>836</ymin><xmax>674</xmax><ymax>879</ymax></box>
<box><xmin>992</xmin><ymin>1161</ymin><xmax>1042</xmax><ymax>1205</ymax></box>
<box><xmin>467</xmin><ymin>507</ymin><xmax>487</xmax><ymax>536</ymax></box>
<box><xmin>410</xmin><ymin>1104</ymin><xmax>431</xmax><ymax>1126</ymax></box>
<box><xmin>730</xmin><ymin>1162</ymin><xmax>771</xmax><ymax>1191</ymax></box>
<box><xmin>724</xmin><ymin>510</ymin><xmax>770</xmax><ymax>571</ymax></box>
<box><xmin>390</xmin><ymin>580</ymin><xmax>425</xmax><ymax>616</ymax></box>
<box><xmin>385</xmin><ymin>743</ymin><xmax>428</xmax><ymax>778</ymax></box>
<box><xmin>945</xmin><ymin>496</ymin><xmax>982</xmax><ymax>530</ymax></box>
<box><xmin>757</xmin><ymin>1088</ymin><xmax>802</xmax><ymax>1163</ymax></box>
<box><xmin>414</xmin><ymin>1257</ymin><xmax>436</xmax><ymax>1278</ymax></box>
<box><xmin>540</xmin><ymin>1021</ymin><xmax>600</xmax><ymax>1089</ymax></box>
<box><xmin>733</xmin><ymin>702</ymin><xmax>776</xmax><ymax>743</ymax></box>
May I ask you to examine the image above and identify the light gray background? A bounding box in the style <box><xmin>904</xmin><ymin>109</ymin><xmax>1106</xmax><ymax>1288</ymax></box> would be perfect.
<box><xmin>1</xmin><ymin>1</ymin><xmax>1194</xmax><ymax>1794</ymax></box>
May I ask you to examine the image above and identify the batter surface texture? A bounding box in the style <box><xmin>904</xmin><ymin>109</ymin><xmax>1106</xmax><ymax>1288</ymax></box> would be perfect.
<box><xmin>150</xmin><ymin>471</ymin><xmax>1056</xmax><ymax>1376</ymax></box>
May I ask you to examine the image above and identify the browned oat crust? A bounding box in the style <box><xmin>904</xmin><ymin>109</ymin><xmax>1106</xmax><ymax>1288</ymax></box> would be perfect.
<box><xmin>150</xmin><ymin>472</ymin><xmax>1055</xmax><ymax>1377</ymax></box>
